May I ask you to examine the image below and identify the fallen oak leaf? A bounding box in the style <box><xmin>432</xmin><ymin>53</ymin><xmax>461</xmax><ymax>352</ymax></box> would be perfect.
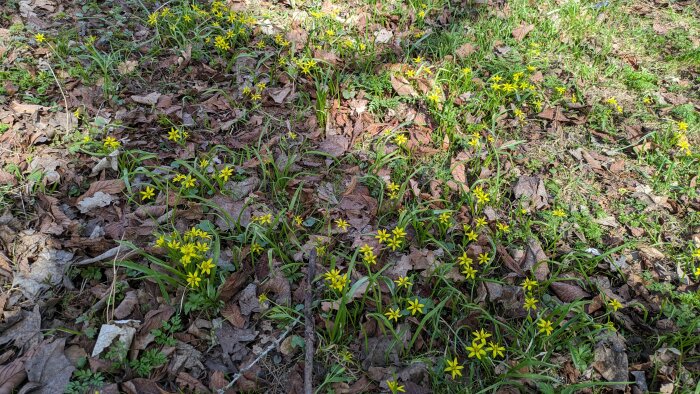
<box><xmin>550</xmin><ymin>281</ymin><xmax>590</xmax><ymax>303</ymax></box>
<box><xmin>390</xmin><ymin>74</ymin><xmax>418</xmax><ymax>97</ymax></box>
<box><xmin>24</xmin><ymin>338</ymin><xmax>76</xmax><ymax>394</ymax></box>
<box><xmin>512</xmin><ymin>22</ymin><xmax>535</xmax><ymax>41</ymax></box>
<box><xmin>0</xmin><ymin>358</ymin><xmax>26</xmax><ymax>394</ymax></box>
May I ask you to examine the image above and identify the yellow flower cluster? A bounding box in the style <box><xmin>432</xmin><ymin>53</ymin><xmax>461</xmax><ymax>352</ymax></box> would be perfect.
<box><xmin>376</xmin><ymin>227</ymin><xmax>407</xmax><ymax>251</ymax></box>
<box><xmin>155</xmin><ymin>227</ymin><xmax>214</xmax><ymax>288</ymax></box>
<box><xmin>252</xmin><ymin>213</ymin><xmax>273</xmax><ymax>226</ymax></box>
<box><xmin>387</xmin><ymin>181</ymin><xmax>401</xmax><ymax>200</ymax></box>
<box><xmin>323</xmin><ymin>268</ymin><xmax>349</xmax><ymax>291</ymax></box>
<box><xmin>173</xmin><ymin>173</ymin><xmax>197</xmax><ymax>188</ymax></box>
<box><xmin>359</xmin><ymin>244</ymin><xmax>376</xmax><ymax>265</ymax></box>
<box><xmin>103</xmin><ymin>136</ymin><xmax>120</xmax><ymax>150</ymax></box>
<box><xmin>465</xmin><ymin>329</ymin><xmax>505</xmax><ymax>360</ymax></box>
<box><xmin>605</xmin><ymin>97</ymin><xmax>623</xmax><ymax>114</ymax></box>
<box><xmin>294</xmin><ymin>57</ymin><xmax>318</xmax><ymax>75</ymax></box>
<box><xmin>472</xmin><ymin>185</ymin><xmax>489</xmax><ymax>205</ymax></box>
<box><xmin>522</xmin><ymin>277</ymin><xmax>538</xmax><ymax>312</ymax></box>
<box><xmin>167</xmin><ymin>127</ymin><xmax>188</xmax><ymax>143</ymax></box>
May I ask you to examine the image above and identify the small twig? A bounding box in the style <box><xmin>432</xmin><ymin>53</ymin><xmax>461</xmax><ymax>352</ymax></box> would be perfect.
<box><xmin>304</xmin><ymin>250</ymin><xmax>316</xmax><ymax>394</ymax></box>
<box><xmin>41</xmin><ymin>58</ymin><xmax>71</xmax><ymax>133</ymax></box>
<box><xmin>218</xmin><ymin>318</ymin><xmax>300</xmax><ymax>393</ymax></box>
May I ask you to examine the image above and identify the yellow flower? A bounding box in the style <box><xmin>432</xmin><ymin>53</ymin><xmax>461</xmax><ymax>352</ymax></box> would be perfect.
<box><xmin>199</xmin><ymin>258</ymin><xmax>215</xmax><ymax>275</ymax></box>
<box><xmin>405</xmin><ymin>69</ymin><xmax>415</xmax><ymax>78</ymax></box>
<box><xmin>181</xmin><ymin>174</ymin><xmax>196</xmax><ymax>188</ymax></box>
<box><xmin>678</xmin><ymin>121</ymin><xmax>688</xmax><ymax>131</ymax></box>
<box><xmin>167</xmin><ymin>239</ymin><xmax>181</xmax><ymax>250</ymax></box>
<box><xmin>444</xmin><ymin>357</ymin><xmax>463</xmax><ymax>379</ymax></box>
<box><xmin>555</xmin><ymin>86</ymin><xmax>565</xmax><ymax>95</ymax></box>
<box><xmin>384</xmin><ymin>307</ymin><xmax>401</xmax><ymax>322</ymax></box>
<box><xmin>461</xmin><ymin>264</ymin><xmax>476</xmax><ymax>280</ymax></box>
<box><xmin>392</xmin><ymin>227</ymin><xmax>407</xmax><ymax>239</ymax></box>
<box><xmin>258</xmin><ymin>293</ymin><xmax>269</xmax><ymax>304</ymax></box>
<box><xmin>491</xmin><ymin>75</ymin><xmax>502</xmax><ymax>83</ymax></box>
<box><xmin>387</xmin><ymin>380</ymin><xmax>405</xmax><ymax>393</ymax></box>
<box><xmin>486</xmin><ymin>341</ymin><xmax>505</xmax><ymax>358</ymax></box>
<box><xmin>82</xmin><ymin>134</ymin><xmax>91</xmax><ymax>143</ymax></box>
<box><xmin>387</xmin><ymin>236</ymin><xmax>402</xmax><ymax>251</ymax></box>
<box><xmin>466</xmin><ymin>340</ymin><xmax>486</xmax><ymax>359</ymax></box>
<box><xmin>465</xmin><ymin>230</ymin><xmax>478</xmax><ymax>242</ymax></box>
<box><xmin>335</xmin><ymin>218</ymin><xmax>349</xmax><ymax>232</ymax></box>
<box><xmin>140</xmin><ymin>186</ymin><xmax>155</xmax><ymax>201</ymax></box>
<box><xmin>552</xmin><ymin>209</ymin><xmax>566</xmax><ymax>218</ymax></box>
<box><xmin>168</xmin><ymin>127</ymin><xmax>181</xmax><ymax>142</ymax></box>
<box><xmin>457</xmin><ymin>252</ymin><xmax>472</xmax><ymax>267</ymax></box>
<box><xmin>438</xmin><ymin>212</ymin><xmax>451</xmax><ymax>225</ymax></box>
<box><xmin>427</xmin><ymin>91</ymin><xmax>440</xmax><ymax>104</ymax></box>
<box><xmin>148</xmin><ymin>12</ymin><xmax>158</xmax><ymax>25</ymax></box>
<box><xmin>255</xmin><ymin>213</ymin><xmax>273</xmax><ymax>226</ymax></box>
<box><xmin>524</xmin><ymin>296</ymin><xmax>538</xmax><ymax>311</ymax></box>
<box><xmin>522</xmin><ymin>278</ymin><xmax>538</xmax><ymax>292</ymax></box>
<box><xmin>323</xmin><ymin>268</ymin><xmax>341</xmax><ymax>283</ymax></box>
<box><xmin>407</xmin><ymin>298</ymin><xmax>424</xmax><ymax>315</ymax></box>
<box><xmin>186</xmin><ymin>271</ymin><xmax>202</xmax><ymax>288</ymax></box>
<box><xmin>394</xmin><ymin>134</ymin><xmax>408</xmax><ymax>146</ymax></box>
<box><xmin>694</xmin><ymin>266</ymin><xmax>700</xmax><ymax>277</ymax></box>
<box><xmin>359</xmin><ymin>244</ymin><xmax>374</xmax><ymax>257</ymax></box>
<box><xmin>35</xmin><ymin>33</ymin><xmax>46</xmax><ymax>43</ymax></box>
<box><xmin>694</xmin><ymin>249</ymin><xmax>700</xmax><ymax>259</ymax></box>
<box><xmin>218</xmin><ymin>166</ymin><xmax>233</xmax><ymax>182</ymax></box>
<box><xmin>608</xmin><ymin>298</ymin><xmax>623</xmax><ymax>312</ymax></box>
<box><xmin>375</xmin><ymin>229</ymin><xmax>390</xmax><ymax>244</ymax></box>
<box><xmin>214</xmin><ymin>35</ymin><xmax>230</xmax><ymax>51</ymax></box>
<box><xmin>473</xmin><ymin>185</ymin><xmax>490</xmax><ymax>205</ymax></box>
<box><xmin>472</xmin><ymin>329</ymin><xmax>492</xmax><ymax>344</ymax></box>
<box><xmin>250</xmin><ymin>242</ymin><xmax>263</xmax><ymax>254</ymax></box>
<box><xmin>195</xmin><ymin>242</ymin><xmax>210</xmax><ymax>253</ymax></box>
<box><xmin>537</xmin><ymin>319</ymin><xmax>554</xmax><ymax>336</ymax></box>
<box><xmin>496</xmin><ymin>222</ymin><xmax>510</xmax><ymax>233</ymax></box>
<box><xmin>475</xmin><ymin>217</ymin><xmax>487</xmax><ymax>228</ymax></box>
<box><xmin>413</xmin><ymin>56</ymin><xmax>423</xmax><ymax>64</ymax></box>
<box><xmin>293</xmin><ymin>215</ymin><xmax>303</xmax><ymax>226</ymax></box>
<box><xmin>395</xmin><ymin>276</ymin><xmax>412</xmax><ymax>288</ymax></box>
<box><xmin>103</xmin><ymin>136</ymin><xmax>120</xmax><ymax>150</ymax></box>
<box><xmin>155</xmin><ymin>235</ymin><xmax>166</xmax><ymax>248</ymax></box>
<box><xmin>471</xmin><ymin>254</ymin><xmax>487</xmax><ymax>266</ymax></box>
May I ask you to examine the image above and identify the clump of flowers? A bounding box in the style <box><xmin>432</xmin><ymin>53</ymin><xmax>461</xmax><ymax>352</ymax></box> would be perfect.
<box><xmin>472</xmin><ymin>185</ymin><xmax>490</xmax><ymax>205</ymax></box>
<box><xmin>167</xmin><ymin>127</ymin><xmax>188</xmax><ymax>143</ymax></box>
<box><xmin>154</xmin><ymin>226</ymin><xmax>215</xmax><ymax>289</ymax></box>
<box><xmin>103</xmin><ymin>136</ymin><xmax>120</xmax><ymax>151</ymax></box>
<box><xmin>605</xmin><ymin>97</ymin><xmax>623</xmax><ymax>114</ymax></box>
<box><xmin>376</xmin><ymin>226</ymin><xmax>407</xmax><ymax>251</ymax></box>
<box><xmin>387</xmin><ymin>181</ymin><xmax>401</xmax><ymax>200</ymax></box>
<box><xmin>323</xmin><ymin>268</ymin><xmax>349</xmax><ymax>292</ymax></box>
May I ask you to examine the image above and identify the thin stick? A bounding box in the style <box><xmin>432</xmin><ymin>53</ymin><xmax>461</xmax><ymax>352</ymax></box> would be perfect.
<box><xmin>304</xmin><ymin>250</ymin><xmax>316</xmax><ymax>394</ymax></box>
<box><xmin>218</xmin><ymin>318</ymin><xmax>299</xmax><ymax>393</ymax></box>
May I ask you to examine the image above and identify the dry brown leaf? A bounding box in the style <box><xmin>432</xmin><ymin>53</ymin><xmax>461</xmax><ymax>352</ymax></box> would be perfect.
<box><xmin>513</xmin><ymin>176</ymin><xmax>548</xmax><ymax>211</ymax></box>
<box><xmin>0</xmin><ymin>358</ymin><xmax>26</xmax><ymax>394</ymax></box>
<box><xmin>131</xmin><ymin>92</ymin><xmax>161</xmax><ymax>105</ymax></box>
<box><xmin>521</xmin><ymin>238</ymin><xmax>549</xmax><ymax>281</ymax></box>
<box><xmin>24</xmin><ymin>338</ymin><xmax>76</xmax><ymax>394</ymax></box>
<box><xmin>76</xmin><ymin>179</ymin><xmax>125</xmax><ymax>204</ymax></box>
<box><xmin>550</xmin><ymin>281</ymin><xmax>590</xmax><ymax>303</ymax></box>
<box><xmin>455</xmin><ymin>43</ymin><xmax>476</xmax><ymax>58</ymax></box>
<box><xmin>512</xmin><ymin>22</ymin><xmax>534</xmax><ymax>41</ymax></box>
<box><xmin>390</xmin><ymin>74</ymin><xmax>418</xmax><ymax>97</ymax></box>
